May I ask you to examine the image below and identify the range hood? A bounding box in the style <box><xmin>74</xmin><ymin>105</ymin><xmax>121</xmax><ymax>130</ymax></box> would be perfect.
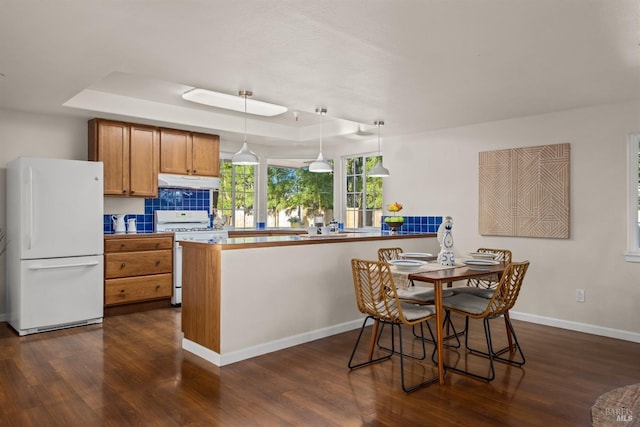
<box><xmin>158</xmin><ymin>173</ymin><xmax>219</xmax><ymax>190</ymax></box>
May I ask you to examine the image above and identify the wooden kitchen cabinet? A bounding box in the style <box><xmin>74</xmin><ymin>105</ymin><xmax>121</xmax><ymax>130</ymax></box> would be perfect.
<box><xmin>104</xmin><ymin>234</ymin><xmax>174</xmax><ymax>314</ymax></box>
<box><xmin>88</xmin><ymin>119</ymin><xmax>159</xmax><ymax>197</ymax></box>
<box><xmin>160</xmin><ymin>128</ymin><xmax>219</xmax><ymax>176</ymax></box>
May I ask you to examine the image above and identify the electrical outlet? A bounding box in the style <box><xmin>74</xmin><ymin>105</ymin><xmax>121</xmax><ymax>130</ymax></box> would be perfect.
<box><xmin>576</xmin><ymin>289</ymin><xmax>585</xmax><ymax>303</ymax></box>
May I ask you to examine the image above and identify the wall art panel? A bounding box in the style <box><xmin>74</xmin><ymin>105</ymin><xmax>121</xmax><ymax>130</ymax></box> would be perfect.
<box><xmin>479</xmin><ymin>143</ymin><xmax>570</xmax><ymax>238</ymax></box>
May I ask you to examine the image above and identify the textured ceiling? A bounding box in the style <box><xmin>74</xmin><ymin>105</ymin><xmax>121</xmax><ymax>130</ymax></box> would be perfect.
<box><xmin>1</xmin><ymin>0</ymin><xmax>639</xmax><ymax>147</ymax></box>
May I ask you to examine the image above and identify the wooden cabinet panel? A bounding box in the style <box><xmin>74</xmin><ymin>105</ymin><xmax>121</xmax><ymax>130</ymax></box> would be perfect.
<box><xmin>105</xmin><ymin>273</ymin><xmax>172</xmax><ymax>306</ymax></box>
<box><xmin>129</xmin><ymin>124</ymin><xmax>159</xmax><ymax>197</ymax></box>
<box><xmin>105</xmin><ymin>250</ymin><xmax>173</xmax><ymax>279</ymax></box>
<box><xmin>159</xmin><ymin>128</ymin><xmax>191</xmax><ymax>175</ymax></box>
<box><xmin>160</xmin><ymin>128</ymin><xmax>219</xmax><ymax>177</ymax></box>
<box><xmin>103</xmin><ymin>235</ymin><xmax>174</xmax><ymax>310</ymax></box>
<box><xmin>89</xmin><ymin>120</ymin><xmax>129</xmax><ymax>196</ymax></box>
<box><xmin>88</xmin><ymin>119</ymin><xmax>158</xmax><ymax>198</ymax></box>
<box><xmin>191</xmin><ymin>133</ymin><xmax>219</xmax><ymax>176</ymax></box>
<box><xmin>105</xmin><ymin>237</ymin><xmax>173</xmax><ymax>253</ymax></box>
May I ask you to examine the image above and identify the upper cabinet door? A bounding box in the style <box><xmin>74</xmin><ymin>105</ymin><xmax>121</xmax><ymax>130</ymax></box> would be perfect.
<box><xmin>160</xmin><ymin>129</ymin><xmax>191</xmax><ymax>174</ymax></box>
<box><xmin>191</xmin><ymin>133</ymin><xmax>219</xmax><ymax>177</ymax></box>
<box><xmin>89</xmin><ymin>119</ymin><xmax>130</xmax><ymax>196</ymax></box>
<box><xmin>129</xmin><ymin>125</ymin><xmax>159</xmax><ymax>197</ymax></box>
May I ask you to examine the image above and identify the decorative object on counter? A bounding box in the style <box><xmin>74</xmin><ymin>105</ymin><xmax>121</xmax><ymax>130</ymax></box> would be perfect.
<box><xmin>437</xmin><ymin>216</ymin><xmax>455</xmax><ymax>265</ymax></box>
<box><xmin>385</xmin><ymin>202</ymin><xmax>404</xmax><ymax>234</ymax></box>
<box><xmin>329</xmin><ymin>218</ymin><xmax>339</xmax><ymax>233</ymax></box>
<box><xmin>309</xmin><ymin>108</ymin><xmax>333</xmax><ymax>173</ymax></box>
<box><xmin>368</xmin><ymin>120</ymin><xmax>390</xmax><ymax>177</ymax></box>
<box><xmin>112</xmin><ymin>214</ymin><xmax>126</xmax><ymax>233</ymax></box>
<box><xmin>232</xmin><ymin>90</ymin><xmax>260</xmax><ymax>165</ymax></box>
<box><xmin>213</xmin><ymin>214</ymin><xmax>228</xmax><ymax>230</ymax></box>
<box><xmin>127</xmin><ymin>217</ymin><xmax>137</xmax><ymax>234</ymax></box>
<box><xmin>287</xmin><ymin>216</ymin><xmax>301</xmax><ymax>228</ymax></box>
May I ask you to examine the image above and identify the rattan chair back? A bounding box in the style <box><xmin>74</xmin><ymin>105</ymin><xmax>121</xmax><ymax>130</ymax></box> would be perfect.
<box><xmin>377</xmin><ymin>247</ymin><xmax>403</xmax><ymax>263</ymax></box>
<box><xmin>476</xmin><ymin>261</ymin><xmax>529</xmax><ymax>318</ymax></box>
<box><xmin>351</xmin><ymin>258</ymin><xmax>429</xmax><ymax>326</ymax></box>
<box><xmin>468</xmin><ymin>248</ymin><xmax>513</xmax><ymax>289</ymax></box>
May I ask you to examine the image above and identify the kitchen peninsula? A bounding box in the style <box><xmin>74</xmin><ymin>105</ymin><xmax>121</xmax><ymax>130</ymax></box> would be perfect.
<box><xmin>180</xmin><ymin>231</ymin><xmax>438</xmax><ymax>366</ymax></box>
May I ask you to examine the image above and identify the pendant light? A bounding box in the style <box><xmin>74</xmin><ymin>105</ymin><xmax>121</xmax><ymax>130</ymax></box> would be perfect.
<box><xmin>368</xmin><ymin>120</ymin><xmax>390</xmax><ymax>177</ymax></box>
<box><xmin>309</xmin><ymin>108</ymin><xmax>333</xmax><ymax>173</ymax></box>
<box><xmin>232</xmin><ymin>90</ymin><xmax>259</xmax><ymax>165</ymax></box>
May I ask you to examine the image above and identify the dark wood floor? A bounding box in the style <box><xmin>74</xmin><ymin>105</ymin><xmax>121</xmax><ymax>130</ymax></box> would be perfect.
<box><xmin>1</xmin><ymin>308</ymin><xmax>638</xmax><ymax>426</ymax></box>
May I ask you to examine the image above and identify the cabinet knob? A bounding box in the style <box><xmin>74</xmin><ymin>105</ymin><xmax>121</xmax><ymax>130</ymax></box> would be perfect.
<box><xmin>122</xmin><ymin>189</ymin><xmax>127</xmax><ymax>193</ymax></box>
<box><xmin>156</xmin><ymin>285</ymin><xmax>161</xmax><ymax>290</ymax></box>
<box><xmin>130</xmin><ymin>190</ymin><xmax>135</xmax><ymax>194</ymax></box>
<box><xmin>186</xmin><ymin>169</ymin><xmax>190</xmax><ymax>173</ymax></box>
<box><xmin>155</xmin><ymin>243</ymin><xmax>160</xmax><ymax>248</ymax></box>
<box><xmin>155</xmin><ymin>260</ymin><xmax>161</xmax><ymax>266</ymax></box>
<box><xmin>120</xmin><ymin>244</ymin><xmax>126</xmax><ymax>249</ymax></box>
<box><xmin>120</xmin><ymin>289</ymin><xmax>125</xmax><ymax>293</ymax></box>
<box><xmin>193</xmin><ymin>170</ymin><xmax>197</xmax><ymax>173</ymax></box>
<box><xmin>121</xmin><ymin>262</ymin><xmax>126</xmax><ymax>268</ymax></box>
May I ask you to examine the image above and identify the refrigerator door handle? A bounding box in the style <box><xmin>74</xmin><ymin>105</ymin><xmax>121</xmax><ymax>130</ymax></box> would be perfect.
<box><xmin>27</xmin><ymin>166</ymin><xmax>34</xmax><ymax>250</ymax></box>
<box><xmin>28</xmin><ymin>261</ymin><xmax>100</xmax><ymax>270</ymax></box>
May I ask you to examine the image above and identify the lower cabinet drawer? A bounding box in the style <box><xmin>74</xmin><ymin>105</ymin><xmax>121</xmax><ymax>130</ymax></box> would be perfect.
<box><xmin>105</xmin><ymin>273</ymin><xmax>172</xmax><ymax>306</ymax></box>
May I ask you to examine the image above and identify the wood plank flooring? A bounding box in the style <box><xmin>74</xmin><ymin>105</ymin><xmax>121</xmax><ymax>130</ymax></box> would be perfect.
<box><xmin>1</xmin><ymin>308</ymin><xmax>638</xmax><ymax>426</ymax></box>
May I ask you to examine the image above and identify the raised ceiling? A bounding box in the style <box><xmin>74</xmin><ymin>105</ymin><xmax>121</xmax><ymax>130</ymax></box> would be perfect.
<box><xmin>1</xmin><ymin>0</ymin><xmax>639</xmax><ymax>147</ymax></box>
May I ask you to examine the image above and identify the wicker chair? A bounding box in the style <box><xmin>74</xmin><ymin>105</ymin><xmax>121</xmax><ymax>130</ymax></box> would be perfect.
<box><xmin>453</xmin><ymin>248</ymin><xmax>514</xmax><ymax>346</ymax></box>
<box><xmin>442</xmin><ymin>261</ymin><xmax>530</xmax><ymax>381</ymax></box>
<box><xmin>348</xmin><ymin>258</ymin><xmax>439</xmax><ymax>392</ymax></box>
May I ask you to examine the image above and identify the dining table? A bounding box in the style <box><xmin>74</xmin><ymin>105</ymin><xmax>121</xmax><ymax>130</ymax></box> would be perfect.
<box><xmin>405</xmin><ymin>261</ymin><xmax>508</xmax><ymax>385</ymax></box>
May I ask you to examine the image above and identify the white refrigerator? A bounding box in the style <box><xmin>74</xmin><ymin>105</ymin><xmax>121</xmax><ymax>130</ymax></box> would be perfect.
<box><xmin>7</xmin><ymin>157</ymin><xmax>104</xmax><ymax>336</ymax></box>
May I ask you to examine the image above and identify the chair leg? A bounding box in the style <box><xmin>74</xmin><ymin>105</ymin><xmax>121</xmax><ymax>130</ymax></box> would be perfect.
<box><xmin>444</xmin><ymin>316</ymin><xmax>496</xmax><ymax>382</ymax></box>
<box><xmin>376</xmin><ymin>321</ymin><xmax>426</xmax><ymax>361</ymax></box>
<box><xmin>398</xmin><ymin>323</ymin><xmax>439</xmax><ymax>392</ymax></box>
<box><xmin>504</xmin><ymin>311</ymin><xmax>514</xmax><ymax>349</ymax></box>
<box><xmin>414</xmin><ymin>311</ymin><xmax>461</xmax><ymax>349</ymax></box>
<box><xmin>348</xmin><ymin>316</ymin><xmax>393</xmax><ymax>370</ymax></box>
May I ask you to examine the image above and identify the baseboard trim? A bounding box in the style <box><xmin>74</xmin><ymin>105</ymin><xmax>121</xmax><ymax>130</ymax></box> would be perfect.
<box><xmin>0</xmin><ymin>313</ymin><xmax>7</xmax><ymax>323</ymax></box>
<box><xmin>183</xmin><ymin>318</ymin><xmax>364</xmax><ymax>367</ymax></box>
<box><xmin>509</xmin><ymin>311</ymin><xmax>640</xmax><ymax>343</ymax></box>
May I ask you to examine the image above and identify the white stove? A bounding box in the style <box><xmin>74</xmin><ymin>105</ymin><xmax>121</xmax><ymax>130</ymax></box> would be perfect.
<box><xmin>155</xmin><ymin>210</ymin><xmax>228</xmax><ymax>305</ymax></box>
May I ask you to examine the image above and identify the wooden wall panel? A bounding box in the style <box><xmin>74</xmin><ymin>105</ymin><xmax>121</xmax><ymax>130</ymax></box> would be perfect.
<box><xmin>479</xmin><ymin>143</ymin><xmax>570</xmax><ymax>239</ymax></box>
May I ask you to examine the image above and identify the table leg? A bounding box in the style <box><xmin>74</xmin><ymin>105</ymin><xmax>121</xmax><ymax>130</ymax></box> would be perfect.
<box><xmin>434</xmin><ymin>281</ymin><xmax>445</xmax><ymax>385</ymax></box>
<box><xmin>368</xmin><ymin>320</ymin><xmax>380</xmax><ymax>360</ymax></box>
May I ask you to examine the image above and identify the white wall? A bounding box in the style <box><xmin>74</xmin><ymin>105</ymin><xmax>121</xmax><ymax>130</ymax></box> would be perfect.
<box><xmin>374</xmin><ymin>100</ymin><xmax>640</xmax><ymax>338</ymax></box>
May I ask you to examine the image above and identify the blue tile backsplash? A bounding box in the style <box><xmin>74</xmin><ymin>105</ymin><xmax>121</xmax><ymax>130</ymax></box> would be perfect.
<box><xmin>103</xmin><ymin>188</ymin><xmax>211</xmax><ymax>233</ymax></box>
<box><xmin>381</xmin><ymin>215</ymin><xmax>442</xmax><ymax>234</ymax></box>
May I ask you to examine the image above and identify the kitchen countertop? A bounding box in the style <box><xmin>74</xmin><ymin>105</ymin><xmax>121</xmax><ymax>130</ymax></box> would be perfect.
<box><xmin>182</xmin><ymin>230</ymin><xmax>436</xmax><ymax>250</ymax></box>
<box><xmin>104</xmin><ymin>231</ymin><xmax>174</xmax><ymax>238</ymax></box>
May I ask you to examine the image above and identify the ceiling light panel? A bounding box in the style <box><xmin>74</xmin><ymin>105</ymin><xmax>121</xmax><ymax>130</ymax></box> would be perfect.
<box><xmin>182</xmin><ymin>88</ymin><xmax>287</xmax><ymax>116</ymax></box>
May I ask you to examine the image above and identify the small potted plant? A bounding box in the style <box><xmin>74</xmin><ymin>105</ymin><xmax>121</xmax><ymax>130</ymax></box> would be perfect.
<box><xmin>287</xmin><ymin>216</ymin><xmax>301</xmax><ymax>228</ymax></box>
<box><xmin>385</xmin><ymin>202</ymin><xmax>404</xmax><ymax>233</ymax></box>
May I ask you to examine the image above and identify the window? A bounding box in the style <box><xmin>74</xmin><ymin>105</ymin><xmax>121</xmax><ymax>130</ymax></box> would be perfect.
<box><xmin>266</xmin><ymin>158</ymin><xmax>334</xmax><ymax>227</ymax></box>
<box><xmin>218</xmin><ymin>159</ymin><xmax>256</xmax><ymax>229</ymax></box>
<box><xmin>626</xmin><ymin>134</ymin><xmax>640</xmax><ymax>262</ymax></box>
<box><xmin>345</xmin><ymin>155</ymin><xmax>384</xmax><ymax>228</ymax></box>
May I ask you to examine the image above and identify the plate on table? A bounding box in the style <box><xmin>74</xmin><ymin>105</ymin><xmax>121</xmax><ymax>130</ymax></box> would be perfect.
<box><xmin>468</xmin><ymin>252</ymin><xmax>498</xmax><ymax>260</ymax></box>
<box><xmin>388</xmin><ymin>259</ymin><xmax>427</xmax><ymax>272</ymax></box>
<box><xmin>462</xmin><ymin>259</ymin><xmax>501</xmax><ymax>271</ymax></box>
<box><xmin>400</xmin><ymin>252</ymin><xmax>434</xmax><ymax>261</ymax></box>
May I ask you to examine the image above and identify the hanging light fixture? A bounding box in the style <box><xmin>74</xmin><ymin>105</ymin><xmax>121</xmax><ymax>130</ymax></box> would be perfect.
<box><xmin>368</xmin><ymin>120</ymin><xmax>390</xmax><ymax>177</ymax></box>
<box><xmin>309</xmin><ymin>108</ymin><xmax>333</xmax><ymax>173</ymax></box>
<box><xmin>232</xmin><ymin>90</ymin><xmax>259</xmax><ymax>165</ymax></box>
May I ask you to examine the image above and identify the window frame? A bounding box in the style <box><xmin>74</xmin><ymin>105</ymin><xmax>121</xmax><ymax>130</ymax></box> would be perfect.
<box><xmin>625</xmin><ymin>134</ymin><xmax>640</xmax><ymax>262</ymax></box>
<box><xmin>218</xmin><ymin>155</ymin><xmax>257</xmax><ymax>229</ymax></box>
<box><xmin>343</xmin><ymin>153</ymin><xmax>384</xmax><ymax>229</ymax></box>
